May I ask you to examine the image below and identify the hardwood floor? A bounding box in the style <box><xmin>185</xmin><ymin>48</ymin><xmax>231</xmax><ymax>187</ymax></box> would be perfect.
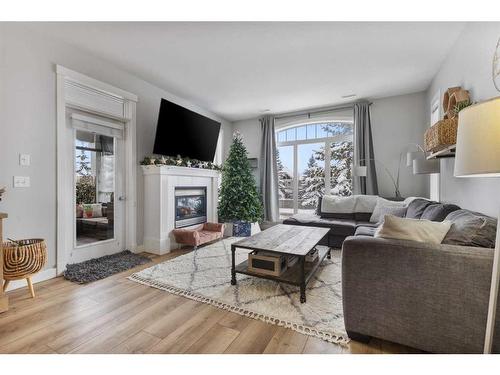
<box><xmin>0</xmin><ymin>249</ymin><xmax>422</xmax><ymax>354</ymax></box>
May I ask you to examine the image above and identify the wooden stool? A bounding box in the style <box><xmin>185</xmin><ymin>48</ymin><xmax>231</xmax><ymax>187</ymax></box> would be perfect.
<box><xmin>3</xmin><ymin>239</ymin><xmax>47</xmax><ymax>298</ymax></box>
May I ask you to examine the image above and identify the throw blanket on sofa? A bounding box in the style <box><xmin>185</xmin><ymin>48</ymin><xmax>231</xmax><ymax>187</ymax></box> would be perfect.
<box><xmin>321</xmin><ymin>195</ymin><xmax>378</xmax><ymax>214</ymax></box>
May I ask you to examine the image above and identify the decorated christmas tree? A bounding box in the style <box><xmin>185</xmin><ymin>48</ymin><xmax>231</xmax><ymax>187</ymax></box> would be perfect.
<box><xmin>218</xmin><ymin>132</ymin><xmax>263</xmax><ymax>223</ymax></box>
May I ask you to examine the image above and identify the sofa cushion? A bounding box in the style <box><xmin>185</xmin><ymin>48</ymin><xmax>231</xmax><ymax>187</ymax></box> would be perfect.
<box><xmin>420</xmin><ymin>203</ymin><xmax>461</xmax><ymax>222</ymax></box>
<box><xmin>355</xmin><ymin>225</ymin><xmax>378</xmax><ymax>237</ymax></box>
<box><xmin>442</xmin><ymin>209</ymin><xmax>497</xmax><ymax>248</ymax></box>
<box><xmin>374</xmin><ymin>215</ymin><xmax>452</xmax><ymax>244</ymax></box>
<box><xmin>354</xmin><ymin>212</ymin><xmax>372</xmax><ymax>222</ymax></box>
<box><xmin>283</xmin><ymin>213</ymin><xmax>356</xmax><ymax>236</ymax></box>
<box><xmin>405</xmin><ymin>198</ymin><xmax>434</xmax><ymax>219</ymax></box>
<box><xmin>370</xmin><ymin>198</ymin><xmax>407</xmax><ymax>223</ymax></box>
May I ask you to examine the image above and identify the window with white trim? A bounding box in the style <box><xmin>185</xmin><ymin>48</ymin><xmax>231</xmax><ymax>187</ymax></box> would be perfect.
<box><xmin>276</xmin><ymin>121</ymin><xmax>353</xmax><ymax>218</ymax></box>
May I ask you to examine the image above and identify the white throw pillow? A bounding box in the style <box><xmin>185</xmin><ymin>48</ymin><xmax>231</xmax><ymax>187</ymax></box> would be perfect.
<box><xmin>375</xmin><ymin>215</ymin><xmax>452</xmax><ymax>245</ymax></box>
<box><xmin>370</xmin><ymin>198</ymin><xmax>406</xmax><ymax>223</ymax></box>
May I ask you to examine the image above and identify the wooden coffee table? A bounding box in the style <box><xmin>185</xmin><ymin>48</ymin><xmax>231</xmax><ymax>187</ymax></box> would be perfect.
<box><xmin>230</xmin><ymin>224</ymin><xmax>330</xmax><ymax>303</ymax></box>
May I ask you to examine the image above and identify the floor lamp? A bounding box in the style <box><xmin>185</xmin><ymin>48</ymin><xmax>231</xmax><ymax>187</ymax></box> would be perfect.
<box><xmin>454</xmin><ymin>96</ymin><xmax>500</xmax><ymax>353</ymax></box>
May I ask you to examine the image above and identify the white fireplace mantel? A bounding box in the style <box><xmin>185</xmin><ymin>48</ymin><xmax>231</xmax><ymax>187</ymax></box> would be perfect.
<box><xmin>142</xmin><ymin>165</ymin><xmax>220</xmax><ymax>254</ymax></box>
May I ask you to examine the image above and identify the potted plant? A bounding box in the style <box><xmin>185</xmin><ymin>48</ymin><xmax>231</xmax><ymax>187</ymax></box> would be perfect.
<box><xmin>218</xmin><ymin>132</ymin><xmax>263</xmax><ymax>237</ymax></box>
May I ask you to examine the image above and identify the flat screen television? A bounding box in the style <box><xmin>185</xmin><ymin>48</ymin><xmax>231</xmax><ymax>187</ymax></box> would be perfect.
<box><xmin>153</xmin><ymin>98</ymin><xmax>221</xmax><ymax>162</ymax></box>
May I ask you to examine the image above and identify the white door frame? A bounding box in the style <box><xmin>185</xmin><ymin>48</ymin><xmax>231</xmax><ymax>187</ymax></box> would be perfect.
<box><xmin>56</xmin><ymin>65</ymin><xmax>138</xmax><ymax>274</ymax></box>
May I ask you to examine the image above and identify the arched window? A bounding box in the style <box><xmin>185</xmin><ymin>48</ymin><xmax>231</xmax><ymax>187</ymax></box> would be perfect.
<box><xmin>276</xmin><ymin>121</ymin><xmax>353</xmax><ymax>218</ymax></box>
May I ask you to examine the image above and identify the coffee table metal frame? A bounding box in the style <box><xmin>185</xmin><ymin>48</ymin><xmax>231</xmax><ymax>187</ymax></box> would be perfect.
<box><xmin>230</xmin><ymin>238</ymin><xmax>331</xmax><ymax>304</ymax></box>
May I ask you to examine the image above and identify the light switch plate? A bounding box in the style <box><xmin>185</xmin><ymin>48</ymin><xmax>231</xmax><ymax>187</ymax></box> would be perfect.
<box><xmin>19</xmin><ymin>154</ymin><xmax>31</xmax><ymax>166</ymax></box>
<box><xmin>13</xmin><ymin>176</ymin><xmax>30</xmax><ymax>188</ymax></box>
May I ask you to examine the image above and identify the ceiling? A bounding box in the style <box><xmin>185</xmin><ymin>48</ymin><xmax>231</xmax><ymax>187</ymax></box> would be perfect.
<box><xmin>28</xmin><ymin>22</ymin><xmax>465</xmax><ymax>122</ymax></box>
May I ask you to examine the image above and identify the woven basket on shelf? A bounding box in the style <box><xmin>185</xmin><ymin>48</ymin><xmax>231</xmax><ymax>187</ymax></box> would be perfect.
<box><xmin>424</xmin><ymin>118</ymin><xmax>458</xmax><ymax>153</ymax></box>
<box><xmin>442</xmin><ymin>87</ymin><xmax>470</xmax><ymax>119</ymax></box>
<box><xmin>2</xmin><ymin>239</ymin><xmax>47</xmax><ymax>298</ymax></box>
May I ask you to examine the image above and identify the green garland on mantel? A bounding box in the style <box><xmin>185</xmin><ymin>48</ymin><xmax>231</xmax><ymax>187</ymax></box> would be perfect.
<box><xmin>140</xmin><ymin>155</ymin><xmax>222</xmax><ymax>171</ymax></box>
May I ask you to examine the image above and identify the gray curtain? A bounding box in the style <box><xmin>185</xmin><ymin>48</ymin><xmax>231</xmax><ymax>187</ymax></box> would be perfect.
<box><xmin>354</xmin><ymin>102</ymin><xmax>378</xmax><ymax>195</ymax></box>
<box><xmin>259</xmin><ymin>115</ymin><xmax>280</xmax><ymax>222</ymax></box>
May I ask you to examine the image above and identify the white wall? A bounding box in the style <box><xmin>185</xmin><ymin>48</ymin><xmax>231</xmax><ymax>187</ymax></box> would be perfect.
<box><xmin>370</xmin><ymin>92</ymin><xmax>429</xmax><ymax>198</ymax></box>
<box><xmin>233</xmin><ymin>92</ymin><xmax>429</xmax><ymax>199</ymax></box>
<box><xmin>0</xmin><ymin>25</ymin><xmax>233</xmax><ymax>270</ymax></box>
<box><xmin>426</xmin><ymin>22</ymin><xmax>500</xmax><ymax>215</ymax></box>
<box><xmin>233</xmin><ymin>118</ymin><xmax>262</xmax><ymax>159</ymax></box>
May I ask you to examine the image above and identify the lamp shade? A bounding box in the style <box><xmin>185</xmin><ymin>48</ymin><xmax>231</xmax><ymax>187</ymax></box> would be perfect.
<box><xmin>353</xmin><ymin>166</ymin><xmax>367</xmax><ymax>177</ymax></box>
<box><xmin>454</xmin><ymin>97</ymin><xmax>500</xmax><ymax>177</ymax></box>
<box><xmin>406</xmin><ymin>151</ymin><xmax>419</xmax><ymax>167</ymax></box>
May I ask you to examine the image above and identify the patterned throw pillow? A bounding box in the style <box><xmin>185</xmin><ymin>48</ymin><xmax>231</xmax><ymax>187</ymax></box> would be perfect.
<box><xmin>76</xmin><ymin>204</ymin><xmax>84</xmax><ymax>218</ymax></box>
<box><xmin>83</xmin><ymin>204</ymin><xmax>93</xmax><ymax>218</ymax></box>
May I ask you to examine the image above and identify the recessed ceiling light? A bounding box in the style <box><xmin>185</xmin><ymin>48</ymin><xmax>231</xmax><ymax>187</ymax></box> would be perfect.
<box><xmin>341</xmin><ymin>94</ymin><xmax>357</xmax><ymax>99</ymax></box>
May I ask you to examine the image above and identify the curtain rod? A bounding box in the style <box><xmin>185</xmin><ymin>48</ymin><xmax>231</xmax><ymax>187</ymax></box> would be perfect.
<box><xmin>274</xmin><ymin>101</ymin><xmax>373</xmax><ymax>121</ymax></box>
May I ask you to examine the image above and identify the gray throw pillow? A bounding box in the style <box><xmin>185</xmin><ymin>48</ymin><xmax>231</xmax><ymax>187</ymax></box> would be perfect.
<box><xmin>370</xmin><ymin>198</ymin><xmax>407</xmax><ymax>223</ymax></box>
<box><xmin>405</xmin><ymin>198</ymin><xmax>434</xmax><ymax>219</ymax></box>
<box><xmin>442</xmin><ymin>209</ymin><xmax>497</xmax><ymax>248</ymax></box>
<box><xmin>420</xmin><ymin>203</ymin><xmax>461</xmax><ymax>222</ymax></box>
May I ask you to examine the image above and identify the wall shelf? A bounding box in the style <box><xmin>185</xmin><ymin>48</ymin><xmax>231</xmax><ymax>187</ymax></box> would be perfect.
<box><xmin>426</xmin><ymin>145</ymin><xmax>456</xmax><ymax>159</ymax></box>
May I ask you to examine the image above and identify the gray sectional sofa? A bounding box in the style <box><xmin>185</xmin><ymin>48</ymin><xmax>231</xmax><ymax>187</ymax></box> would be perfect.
<box><xmin>283</xmin><ymin>197</ymin><xmax>500</xmax><ymax>353</ymax></box>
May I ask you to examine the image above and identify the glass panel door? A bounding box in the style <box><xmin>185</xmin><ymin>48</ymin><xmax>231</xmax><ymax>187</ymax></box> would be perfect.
<box><xmin>329</xmin><ymin>140</ymin><xmax>353</xmax><ymax>196</ymax></box>
<box><xmin>75</xmin><ymin>130</ymin><xmax>115</xmax><ymax>247</ymax></box>
<box><xmin>298</xmin><ymin>143</ymin><xmax>325</xmax><ymax>212</ymax></box>
<box><xmin>277</xmin><ymin>145</ymin><xmax>293</xmax><ymax>218</ymax></box>
<box><xmin>276</xmin><ymin>121</ymin><xmax>354</xmax><ymax>218</ymax></box>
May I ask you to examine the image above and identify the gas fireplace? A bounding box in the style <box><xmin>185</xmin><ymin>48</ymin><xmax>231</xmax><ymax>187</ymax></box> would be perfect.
<box><xmin>174</xmin><ymin>187</ymin><xmax>207</xmax><ymax>228</ymax></box>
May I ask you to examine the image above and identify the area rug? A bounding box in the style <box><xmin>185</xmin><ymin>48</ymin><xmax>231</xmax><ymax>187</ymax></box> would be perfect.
<box><xmin>128</xmin><ymin>238</ymin><xmax>348</xmax><ymax>345</ymax></box>
<box><xmin>64</xmin><ymin>250</ymin><xmax>151</xmax><ymax>284</ymax></box>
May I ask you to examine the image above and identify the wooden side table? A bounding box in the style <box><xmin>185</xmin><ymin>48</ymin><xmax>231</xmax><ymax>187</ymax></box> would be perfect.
<box><xmin>0</xmin><ymin>213</ymin><xmax>8</xmax><ymax>313</ymax></box>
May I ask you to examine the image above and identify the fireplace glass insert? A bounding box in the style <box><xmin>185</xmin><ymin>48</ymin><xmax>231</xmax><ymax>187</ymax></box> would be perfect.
<box><xmin>175</xmin><ymin>187</ymin><xmax>207</xmax><ymax>228</ymax></box>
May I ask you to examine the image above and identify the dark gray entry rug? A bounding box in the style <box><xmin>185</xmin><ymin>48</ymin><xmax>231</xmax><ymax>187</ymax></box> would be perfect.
<box><xmin>128</xmin><ymin>238</ymin><xmax>348</xmax><ymax>345</ymax></box>
<box><xmin>64</xmin><ymin>250</ymin><xmax>151</xmax><ymax>284</ymax></box>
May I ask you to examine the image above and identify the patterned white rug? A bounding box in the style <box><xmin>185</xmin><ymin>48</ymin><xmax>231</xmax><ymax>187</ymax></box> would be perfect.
<box><xmin>128</xmin><ymin>237</ymin><xmax>348</xmax><ymax>345</ymax></box>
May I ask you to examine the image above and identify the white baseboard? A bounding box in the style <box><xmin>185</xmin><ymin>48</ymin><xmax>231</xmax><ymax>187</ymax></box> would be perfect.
<box><xmin>4</xmin><ymin>267</ymin><xmax>57</xmax><ymax>292</ymax></box>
